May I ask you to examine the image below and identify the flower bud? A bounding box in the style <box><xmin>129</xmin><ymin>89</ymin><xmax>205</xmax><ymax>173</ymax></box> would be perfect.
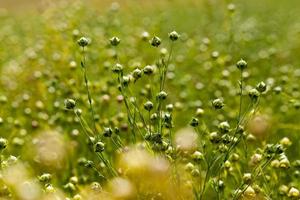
<box><xmin>150</xmin><ymin>36</ymin><xmax>161</xmax><ymax>47</ymax></box>
<box><xmin>156</xmin><ymin>91</ymin><xmax>168</xmax><ymax>100</ymax></box>
<box><xmin>77</xmin><ymin>37</ymin><xmax>89</xmax><ymax>47</ymax></box>
<box><xmin>242</xmin><ymin>173</ymin><xmax>252</xmax><ymax>184</ymax></box>
<box><xmin>112</xmin><ymin>63</ymin><xmax>123</xmax><ymax>74</ymax></box>
<box><xmin>192</xmin><ymin>151</ymin><xmax>204</xmax><ymax>162</ymax></box>
<box><xmin>132</xmin><ymin>68</ymin><xmax>142</xmax><ymax>80</ymax></box>
<box><xmin>103</xmin><ymin>127</ymin><xmax>113</xmax><ymax>137</ymax></box>
<box><xmin>189</xmin><ymin>117</ymin><xmax>199</xmax><ymax>127</ymax></box>
<box><xmin>109</xmin><ymin>36</ymin><xmax>120</xmax><ymax>46</ymax></box>
<box><xmin>288</xmin><ymin>187</ymin><xmax>300</xmax><ymax>197</ymax></box>
<box><xmin>236</xmin><ymin>59</ymin><xmax>247</xmax><ymax>70</ymax></box>
<box><xmin>39</xmin><ymin>173</ymin><xmax>52</xmax><ymax>183</ymax></box>
<box><xmin>0</xmin><ymin>137</ymin><xmax>8</xmax><ymax>150</ymax></box>
<box><xmin>218</xmin><ymin>121</ymin><xmax>230</xmax><ymax>133</ymax></box>
<box><xmin>143</xmin><ymin>65</ymin><xmax>154</xmax><ymax>75</ymax></box>
<box><xmin>256</xmin><ymin>81</ymin><xmax>267</xmax><ymax>93</ymax></box>
<box><xmin>64</xmin><ymin>99</ymin><xmax>76</xmax><ymax>110</ymax></box>
<box><xmin>94</xmin><ymin>142</ymin><xmax>105</xmax><ymax>153</ymax></box>
<box><xmin>248</xmin><ymin>88</ymin><xmax>260</xmax><ymax>101</ymax></box>
<box><xmin>144</xmin><ymin>101</ymin><xmax>154</xmax><ymax>111</ymax></box>
<box><xmin>168</xmin><ymin>31</ymin><xmax>180</xmax><ymax>41</ymax></box>
<box><xmin>212</xmin><ymin>98</ymin><xmax>224</xmax><ymax>109</ymax></box>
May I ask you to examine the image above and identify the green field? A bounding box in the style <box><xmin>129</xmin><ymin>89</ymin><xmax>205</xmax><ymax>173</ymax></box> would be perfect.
<box><xmin>1</xmin><ymin>0</ymin><xmax>300</xmax><ymax>199</ymax></box>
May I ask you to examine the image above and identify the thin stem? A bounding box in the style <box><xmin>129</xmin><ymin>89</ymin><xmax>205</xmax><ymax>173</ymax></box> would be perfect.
<box><xmin>81</xmin><ymin>47</ymin><xmax>97</xmax><ymax>134</ymax></box>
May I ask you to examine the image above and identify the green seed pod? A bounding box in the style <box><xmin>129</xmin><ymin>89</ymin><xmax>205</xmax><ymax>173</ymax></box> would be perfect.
<box><xmin>132</xmin><ymin>68</ymin><xmax>142</xmax><ymax>80</ymax></box>
<box><xmin>288</xmin><ymin>187</ymin><xmax>300</xmax><ymax>198</ymax></box>
<box><xmin>39</xmin><ymin>173</ymin><xmax>52</xmax><ymax>183</ymax></box>
<box><xmin>168</xmin><ymin>31</ymin><xmax>180</xmax><ymax>41</ymax></box>
<box><xmin>109</xmin><ymin>36</ymin><xmax>120</xmax><ymax>46</ymax></box>
<box><xmin>0</xmin><ymin>138</ymin><xmax>8</xmax><ymax>150</ymax></box>
<box><xmin>103</xmin><ymin>127</ymin><xmax>113</xmax><ymax>137</ymax></box>
<box><xmin>150</xmin><ymin>36</ymin><xmax>161</xmax><ymax>47</ymax></box>
<box><xmin>143</xmin><ymin>65</ymin><xmax>154</xmax><ymax>75</ymax></box>
<box><xmin>236</xmin><ymin>59</ymin><xmax>247</xmax><ymax>70</ymax></box>
<box><xmin>144</xmin><ymin>101</ymin><xmax>154</xmax><ymax>111</ymax></box>
<box><xmin>184</xmin><ymin>162</ymin><xmax>195</xmax><ymax>171</ymax></box>
<box><xmin>77</xmin><ymin>37</ymin><xmax>89</xmax><ymax>47</ymax></box>
<box><xmin>94</xmin><ymin>142</ymin><xmax>105</xmax><ymax>152</ymax></box>
<box><xmin>279</xmin><ymin>185</ymin><xmax>289</xmax><ymax>195</ymax></box>
<box><xmin>212</xmin><ymin>98</ymin><xmax>224</xmax><ymax>109</ymax></box>
<box><xmin>218</xmin><ymin>121</ymin><xmax>230</xmax><ymax>133</ymax></box>
<box><xmin>191</xmin><ymin>169</ymin><xmax>200</xmax><ymax>177</ymax></box>
<box><xmin>248</xmin><ymin>88</ymin><xmax>260</xmax><ymax>101</ymax></box>
<box><xmin>192</xmin><ymin>151</ymin><xmax>204</xmax><ymax>162</ymax></box>
<box><xmin>112</xmin><ymin>63</ymin><xmax>123</xmax><ymax>74</ymax></box>
<box><xmin>121</xmin><ymin>76</ymin><xmax>130</xmax><ymax>87</ymax></box>
<box><xmin>156</xmin><ymin>91</ymin><xmax>168</xmax><ymax>100</ymax></box>
<box><xmin>227</xmin><ymin>3</ymin><xmax>236</xmax><ymax>12</ymax></box>
<box><xmin>195</xmin><ymin>108</ymin><xmax>204</xmax><ymax>117</ymax></box>
<box><xmin>242</xmin><ymin>173</ymin><xmax>252</xmax><ymax>184</ymax></box>
<box><xmin>190</xmin><ymin>117</ymin><xmax>199</xmax><ymax>127</ymax></box>
<box><xmin>209</xmin><ymin>132</ymin><xmax>221</xmax><ymax>143</ymax></box>
<box><xmin>166</xmin><ymin>104</ymin><xmax>174</xmax><ymax>112</ymax></box>
<box><xmin>151</xmin><ymin>113</ymin><xmax>158</xmax><ymax>121</ymax></box>
<box><xmin>256</xmin><ymin>81</ymin><xmax>267</xmax><ymax>93</ymax></box>
<box><xmin>64</xmin><ymin>182</ymin><xmax>76</xmax><ymax>192</ymax></box>
<box><xmin>64</xmin><ymin>99</ymin><xmax>76</xmax><ymax>110</ymax></box>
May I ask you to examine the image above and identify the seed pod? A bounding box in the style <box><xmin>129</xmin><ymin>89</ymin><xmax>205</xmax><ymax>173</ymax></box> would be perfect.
<box><xmin>209</xmin><ymin>132</ymin><xmax>221</xmax><ymax>143</ymax></box>
<box><xmin>94</xmin><ymin>142</ymin><xmax>105</xmax><ymax>153</ymax></box>
<box><xmin>212</xmin><ymin>98</ymin><xmax>224</xmax><ymax>109</ymax></box>
<box><xmin>256</xmin><ymin>81</ymin><xmax>267</xmax><ymax>93</ymax></box>
<box><xmin>109</xmin><ymin>36</ymin><xmax>120</xmax><ymax>46</ymax></box>
<box><xmin>218</xmin><ymin>121</ymin><xmax>230</xmax><ymax>133</ymax></box>
<box><xmin>64</xmin><ymin>99</ymin><xmax>76</xmax><ymax>110</ymax></box>
<box><xmin>189</xmin><ymin>117</ymin><xmax>199</xmax><ymax>127</ymax></box>
<box><xmin>288</xmin><ymin>187</ymin><xmax>300</xmax><ymax>197</ymax></box>
<box><xmin>143</xmin><ymin>65</ymin><xmax>154</xmax><ymax>75</ymax></box>
<box><xmin>132</xmin><ymin>68</ymin><xmax>142</xmax><ymax>80</ymax></box>
<box><xmin>0</xmin><ymin>137</ymin><xmax>8</xmax><ymax>150</ymax></box>
<box><xmin>150</xmin><ymin>36</ymin><xmax>161</xmax><ymax>47</ymax></box>
<box><xmin>242</xmin><ymin>173</ymin><xmax>252</xmax><ymax>184</ymax></box>
<box><xmin>192</xmin><ymin>151</ymin><xmax>204</xmax><ymax>162</ymax></box>
<box><xmin>168</xmin><ymin>31</ymin><xmax>180</xmax><ymax>41</ymax></box>
<box><xmin>39</xmin><ymin>173</ymin><xmax>52</xmax><ymax>183</ymax></box>
<box><xmin>103</xmin><ymin>127</ymin><xmax>113</xmax><ymax>137</ymax></box>
<box><xmin>77</xmin><ymin>37</ymin><xmax>89</xmax><ymax>47</ymax></box>
<box><xmin>112</xmin><ymin>63</ymin><xmax>123</xmax><ymax>74</ymax></box>
<box><xmin>248</xmin><ymin>88</ymin><xmax>260</xmax><ymax>101</ymax></box>
<box><xmin>236</xmin><ymin>59</ymin><xmax>247</xmax><ymax>70</ymax></box>
<box><xmin>156</xmin><ymin>91</ymin><xmax>168</xmax><ymax>100</ymax></box>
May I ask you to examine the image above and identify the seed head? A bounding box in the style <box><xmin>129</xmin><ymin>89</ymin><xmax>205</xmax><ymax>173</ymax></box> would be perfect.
<box><xmin>288</xmin><ymin>187</ymin><xmax>300</xmax><ymax>197</ymax></box>
<box><xmin>218</xmin><ymin>121</ymin><xmax>230</xmax><ymax>133</ymax></box>
<box><xmin>94</xmin><ymin>142</ymin><xmax>105</xmax><ymax>153</ymax></box>
<box><xmin>144</xmin><ymin>101</ymin><xmax>154</xmax><ymax>111</ymax></box>
<box><xmin>64</xmin><ymin>99</ymin><xmax>76</xmax><ymax>110</ymax></box>
<box><xmin>0</xmin><ymin>137</ymin><xmax>8</xmax><ymax>150</ymax></box>
<box><xmin>112</xmin><ymin>63</ymin><xmax>123</xmax><ymax>74</ymax></box>
<box><xmin>156</xmin><ymin>91</ymin><xmax>168</xmax><ymax>100</ymax></box>
<box><xmin>143</xmin><ymin>65</ymin><xmax>154</xmax><ymax>75</ymax></box>
<box><xmin>256</xmin><ymin>81</ymin><xmax>267</xmax><ymax>93</ymax></box>
<box><xmin>132</xmin><ymin>68</ymin><xmax>142</xmax><ymax>80</ymax></box>
<box><xmin>150</xmin><ymin>36</ymin><xmax>161</xmax><ymax>47</ymax></box>
<box><xmin>212</xmin><ymin>98</ymin><xmax>224</xmax><ymax>109</ymax></box>
<box><xmin>103</xmin><ymin>127</ymin><xmax>113</xmax><ymax>137</ymax></box>
<box><xmin>248</xmin><ymin>88</ymin><xmax>260</xmax><ymax>101</ymax></box>
<box><xmin>236</xmin><ymin>59</ymin><xmax>247</xmax><ymax>70</ymax></box>
<box><xmin>189</xmin><ymin>117</ymin><xmax>199</xmax><ymax>127</ymax></box>
<box><xmin>168</xmin><ymin>31</ymin><xmax>180</xmax><ymax>41</ymax></box>
<box><xmin>110</xmin><ymin>36</ymin><xmax>121</xmax><ymax>46</ymax></box>
<box><xmin>77</xmin><ymin>37</ymin><xmax>89</xmax><ymax>47</ymax></box>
